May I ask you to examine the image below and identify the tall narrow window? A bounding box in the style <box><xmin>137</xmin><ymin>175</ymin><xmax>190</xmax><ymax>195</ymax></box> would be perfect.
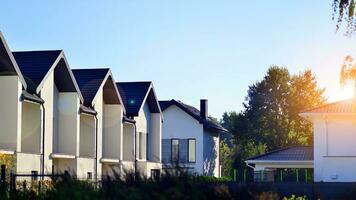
<box><xmin>171</xmin><ymin>139</ymin><xmax>179</xmax><ymax>162</ymax></box>
<box><xmin>188</xmin><ymin>139</ymin><xmax>196</xmax><ymax>163</ymax></box>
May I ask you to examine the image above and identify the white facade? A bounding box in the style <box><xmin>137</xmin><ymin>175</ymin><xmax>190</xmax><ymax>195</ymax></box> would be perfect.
<box><xmin>301</xmin><ymin>114</ymin><xmax>356</xmax><ymax>182</ymax></box>
<box><xmin>161</xmin><ymin>104</ymin><xmax>220</xmax><ymax>177</ymax></box>
<box><xmin>121</xmin><ymin>102</ymin><xmax>162</xmax><ymax>177</ymax></box>
<box><xmin>0</xmin><ymin>33</ymin><xmax>164</xmax><ymax>180</ymax></box>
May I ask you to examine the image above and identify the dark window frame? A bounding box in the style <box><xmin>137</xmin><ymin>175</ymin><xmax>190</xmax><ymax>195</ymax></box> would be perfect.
<box><xmin>171</xmin><ymin>138</ymin><xmax>179</xmax><ymax>163</ymax></box>
<box><xmin>187</xmin><ymin>138</ymin><xmax>196</xmax><ymax>163</ymax></box>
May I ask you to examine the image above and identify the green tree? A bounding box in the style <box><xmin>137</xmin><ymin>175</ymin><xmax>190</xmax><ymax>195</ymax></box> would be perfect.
<box><xmin>333</xmin><ymin>0</ymin><xmax>356</xmax><ymax>36</ymax></box>
<box><xmin>221</xmin><ymin>66</ymin><xmax>325</xmax><ymax>168</ymax></box>
<box><xmin>220</xmin><ymin>140</ymin><xmax>234</xmax><ymax>177</ymax></box>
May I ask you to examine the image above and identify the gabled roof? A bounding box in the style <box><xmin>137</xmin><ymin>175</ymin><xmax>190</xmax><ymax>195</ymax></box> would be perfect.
<box><xmin>72</xmin><ymin>68</ymin><xmax>125</xmax><ymax>112</ymax></box>
<box><xmin>12</xmin><ymin>50</ymin><xmax>83</xmax><ymax>102</ymax></box>
<box><xmin>246</xmin><ymin>146</ymin><xmax>313</xmax><ymax>162</ymax></box>
<box><xmin>300</xmin><ymin>99</ymin><xmax>355</xmax><ymax>115</ymax></box>
<box><xmin>159</xmin><ymin>99</ymin><xmax>228</xmax><ymax>133</ymax></box>
<box><xmin>13</xmin><ymin>50</ymin><xmax>62</xmax><ymax>91</ymax></box>
<box><xmin>117</xmin><ymin>81</ymin><xmax>161</xmax><ymax>117</ymax></box>
<box><xmin>0</xmin><ymin>32</ymin><xmax>27</xmax><ymax>88</ymax></box>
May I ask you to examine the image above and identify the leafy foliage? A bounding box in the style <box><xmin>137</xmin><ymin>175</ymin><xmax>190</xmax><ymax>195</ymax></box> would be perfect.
<box><xmin>333</xmin><ymin>0</ymin><xmax>356</xmax><ymax>36</ymax></box>
<box><xmin>340</xmin><ymin>55</ymin><xmax>356</xmax><ymax>88</ymax></box>
<box><xmin>221</xmin><ymin>66</ymin><xmax>325</xmax><ymax>168</ymax></box>
<box><xmin>4</xmin><ymin>169</ymin><xmax>234</xmax><ymax>200</ymax></box>
<box><xmin>220</xmin><ymin>140</ymin><xmax>235</xmax><ymax>177</ymax></box>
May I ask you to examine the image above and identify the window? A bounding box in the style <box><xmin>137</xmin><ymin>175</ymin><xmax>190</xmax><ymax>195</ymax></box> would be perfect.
<box><xmin>87</xmin><ymin>172</ymin><xmax>92</xmax><ymax>180</ymax></box>
<box><xmin>31</xmin><ymin>171</ymin><xmax>38</xmax><ymax>181</ymax></box>
<box><xmin>151</xmin><ymin>169</ymin><xmax>160</xmax><ymax>181</ymax></box>
<box><xmin>171</xmin><ymin>139</ymin><xmax>179</xmax><ymax>162</ymax></box>
<box><xmin>188</xmin><ymin>139</ymin><xmax>196</xmax><ymax>163</ymax></box>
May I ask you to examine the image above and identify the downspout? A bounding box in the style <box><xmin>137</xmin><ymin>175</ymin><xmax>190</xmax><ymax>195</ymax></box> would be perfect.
<box><xmin>40</xmin><ymin>103</ymin><xmax>45</xmax><ymax>180</ymax></box>
<box><xmin>94</xmin><ymin>115</ymin><xmax>98</xmax><ymax>181</ymax></box>
<box><xmin>21</xmin><ymin>92</ymin><xmax>45</xmax><ymax>179</ymax></box>
<box><xmin>134</xmin><ymin>123</ymin><xmax>137</xmax><ymax>176</ymax></box>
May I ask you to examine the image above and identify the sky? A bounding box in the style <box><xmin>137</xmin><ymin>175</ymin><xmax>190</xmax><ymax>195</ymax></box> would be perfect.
<box><xmin>1</xmin><ymin>1</ymin><xmax>356</xmax><ymax>118</ymax></box>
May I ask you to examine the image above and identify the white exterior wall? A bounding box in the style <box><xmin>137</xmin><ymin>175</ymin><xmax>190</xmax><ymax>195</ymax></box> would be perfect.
<box><xmin>123</xmin><ymin>123</ymin><xmax>135</xmax><ymax>161</ymax></box>
<box><xmin>76</xmin><ymin>157</ymin><xmax>95</xmax><ymax>179</ymax></box>
<box><xmin>93</xmin><ymin>89</ymin><xmax>103</xmax><ymax>178</ymax></box>
<box><xmin>21</xmin><ymin>102</ymin><xmax>41</xmax><ymax>154</ymax></box>
<box><xmin>311</xmin><ymin>116</ymin><xmax>356</xmax><ymax>182</ymax></box>
<box><xmin>161</xmin><ymin>105</ymin><xmax>204</xmax><ymax>174</ymax></box>
<box><xmin>0</xmin><ymin>76</ymin><xmax>22</xmax><ymax>151</ymax></box>
<box><xmin>150</xmin><ymin>113</ymin><xmax>162</xmax><ymax>162</ymax></box>
<box><xmin>16</xmin><ymin>153</ymin><xmax>41</xmax><ymax>173</ymax></box>
<box><xmin>203</xmin><ymin>130</ymin><xmax>220</xmax><ymax>177</ymax></box>
<box><xmin>39</xmin><ymin>71</ymin><xmax>55</xmax><ymax>174</ymax></box>
<box><xmin>79</xmin><ymin>114</ymin><xmax>95</xmax><ymax>158</ymax></box>
<box><xmin>103</xmin><ymin>104</ymin><xmax>123</xmax><ymax>159</ymax></box>
<box><xmin>56</xmin><ymin>92</ymin><xmax>80</xmax><ymax>156</ymax></box>
<box><xmin>135</xmin><ymin>103</ymin><xmax>151</xmax><ymax>161</ymax></box>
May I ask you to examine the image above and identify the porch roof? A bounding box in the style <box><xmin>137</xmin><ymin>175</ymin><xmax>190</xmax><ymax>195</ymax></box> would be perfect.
<box><xmin>246</xmin><ymin>146</ymin><xmax>313</xmax><ymax>163</ymax></box>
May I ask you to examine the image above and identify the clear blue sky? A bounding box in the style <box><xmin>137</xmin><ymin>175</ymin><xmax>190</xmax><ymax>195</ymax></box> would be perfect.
<box><xmin>2</xmin><ymin>1</ymin><xmax>356</xmax><ymax>118</ymax></box>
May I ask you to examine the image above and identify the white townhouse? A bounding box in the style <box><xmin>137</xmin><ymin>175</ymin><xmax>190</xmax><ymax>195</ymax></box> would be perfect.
<box><xmin>159</xmin><ymin>99</ymin><xmax>228</xmax><ymax>177</ymax></box>
<box><xmin>117</xmin><ymin>82</ymin><xmax>162</xmax><ymax>177</ymax></box>
<box><xmin>0</xmin><ymin>31</ymin><xmax>84</xmax><ymax>177</ymax></box>
<box><xmin>300</xmin><ymin>99</ymin><xmax>356</xmax><ymax>182</ymax></box>
<box><xmin>72</xmin><ymin>68</ymin><xmax>125</xmax><ymax>179</ymax></box>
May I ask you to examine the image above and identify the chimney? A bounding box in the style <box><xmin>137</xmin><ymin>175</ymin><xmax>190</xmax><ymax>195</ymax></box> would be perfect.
<box><xmin>200</xmin><ymin>99</ymin><xmax>208</xmax><ymax>120</ymax></box>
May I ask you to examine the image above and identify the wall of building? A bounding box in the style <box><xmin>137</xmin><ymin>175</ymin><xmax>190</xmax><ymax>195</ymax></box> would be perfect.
<box><xmin>313</xmin><ymin>116</ymin><xmax>356</xmax><ymax>182</ymax></box>
<box><xmin>203</xmin><ymin>130</ymin><xmax>220</xmax><ymax>177</ymax></box>
<box><xmin>123</xmin><ymin>123</ymin><xmax>135</xmax><ymax>161</ymax></box>
<box><xmin>93</xmin><ymin>89</ymin><xmax>103</xmax><ymax>178</ymax></box>
<box><xmin>79</xmin><ymin>114</ymin><xmax>95</xmax><ymax>158</ymax></box>
<box><xmin>21</xmin><ymin>101</ymin><xmax>41</xmax><ymax>154</ymax></box>
<box><xmin>150</xmin><ymin>113</ymin><xmax>162</xmax><ymax>162</ymax></box>
<box><xmin>53</xmin><ymin>159</ymin><xmax>76</xmax><ymax>175</ymax></box>
<box><xmin>56</xmin><ymin>92</ymin><xmax>80</xmax><ymax>156</ymax></box>
<box><xmin>76</xmin><ymin>157</ymin><xmax>95</xmax><ymax>180</ymax></box>
<box><xmin>0</xmin><ymin>76</ymin><xmax>22</xmax><ymax>151</ymax></box>
<box><xmin>39</xmin><ymin>71</ymin><xmax>54</xmax><ymax>174</ymax></box>
<box><xmin>16</xmin><ymin>153</ymin><xmax>41</xmax><ymax>174</ymax></box>
<box><xmin>161</xmin><ymin>105</ymin><xmax>204</xmax><ymax>174</ymax></box>
<box><xmin>103</xmin><ymin>104</ymin><xmax>123</xmax><ymax>159</ymax></box>
<box><xmin>135</xmin><ymin>103</ymin><xmax>151</xmax><ymax>161</ymax></box>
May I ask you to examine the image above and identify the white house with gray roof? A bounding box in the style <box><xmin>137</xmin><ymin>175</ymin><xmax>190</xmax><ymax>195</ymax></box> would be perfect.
<box><xmin>159</xmin><ymin>99</ymin><xmax>228</xmax><ymax>177</ymax></box>
<box><xmin>245</xmin><ymin>146</ymin><xmax>313</xmax><ymax>182</ymax></box>
<box><xmin>300</xmin><ymin>99</ymin><xmax>356</xmax><ymax>182</ymax></box>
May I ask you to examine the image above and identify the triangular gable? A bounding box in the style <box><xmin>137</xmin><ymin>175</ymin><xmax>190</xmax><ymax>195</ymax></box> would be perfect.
<box><xmin>13</xmin><ymin>50</ymin><xmax>83</xmax><ymax>102</ymax></box>
<box><xmin>117</xmin><ymin>82</ymin><xmax>161</xmax><ymax>117</ymax></box>
<box><xmin>159</xmin><ymin>99</ymin><xmax>228</xmax><ymax>133</ymax></box>
<box><xmin>72</xmin><ymin>68</ymin><xmax>125</xmax><ymax>113</ymax></box>
<box><xmin>0</xmin><ymin>32</ymin><xmax>27</xmax><ymax>89</ymax></box>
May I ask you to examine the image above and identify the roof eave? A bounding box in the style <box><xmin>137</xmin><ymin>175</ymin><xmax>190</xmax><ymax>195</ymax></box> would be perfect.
<box><xmin>0</xmin><ymin>32</ymin><xmax>27</xmax><ymax>89</ymax></box>
<box><xmin>245</xmin><ymin>160</ymin><xmax>313</xmax><ymax>164</ymax></box>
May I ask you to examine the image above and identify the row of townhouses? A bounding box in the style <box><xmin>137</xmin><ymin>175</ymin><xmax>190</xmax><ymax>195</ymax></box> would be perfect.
<box><xmin>0</xmin><ymin>32</ymin><xmax>228</xmax><ymax>180</ymax></box>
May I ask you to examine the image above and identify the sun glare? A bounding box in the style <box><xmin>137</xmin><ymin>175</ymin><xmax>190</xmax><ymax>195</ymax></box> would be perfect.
<box><xmin>336</xmin><ymin>84</ymin><xmax>355</xmax><ymax>100</ymax></box>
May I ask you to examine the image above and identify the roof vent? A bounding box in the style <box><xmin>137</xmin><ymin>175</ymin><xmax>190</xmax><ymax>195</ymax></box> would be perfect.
<box><xmin>200</xmin><ymin>99</ymin><xmax>208</xmax><ymax>120</ymax></box>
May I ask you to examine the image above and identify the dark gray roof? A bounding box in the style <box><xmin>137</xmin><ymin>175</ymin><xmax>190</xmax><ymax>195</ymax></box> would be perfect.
<box><xmin>117</xmin><ymin>82</ymin><xmax>161</xmax><ymax>117</ymax></box>
<box><xmin>72</xmin><ymin>68</ymin><xmax>110</xmax><ymax>106</ymax></box>
<box><xmin>12</xmin><ymin>50</ymin><xmax>62</xmax><ymax>92</ymax></box>
<box><xmin>159</xmin><ymin>99</ymin><xmax>228</xmax><ymax>133</ymax></box>
<box><xmin>0</xmin><ymin>32</ymin><xmax>27</xmax><ymax>88</ymax></box>
<box><xmin>247</xmin><ymin>146</ymin><xmax>313</xmax><ymax>161</ymax></box>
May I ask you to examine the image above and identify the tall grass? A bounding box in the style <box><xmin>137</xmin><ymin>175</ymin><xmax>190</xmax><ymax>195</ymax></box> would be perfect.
<box><xmin>3</xmin><ymin>167</ymin><xmax>233</xmax><ymax>200</ymax></box>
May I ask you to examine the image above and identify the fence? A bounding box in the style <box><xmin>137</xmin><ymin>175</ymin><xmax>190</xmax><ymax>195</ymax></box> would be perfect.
<box><xmin>232</xmin><ymin>168</ymin><xmax>314</xmax><ymax>183</ymax></box>
<box><xmin>0</xmin><ymin>164</ymin><xmax>70</xmax><ymax>198</ymax></box>
<box><xmin>228</xmin><ymin>182</ymin><xmax>356</xmax><ymax>200</ymax></box>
